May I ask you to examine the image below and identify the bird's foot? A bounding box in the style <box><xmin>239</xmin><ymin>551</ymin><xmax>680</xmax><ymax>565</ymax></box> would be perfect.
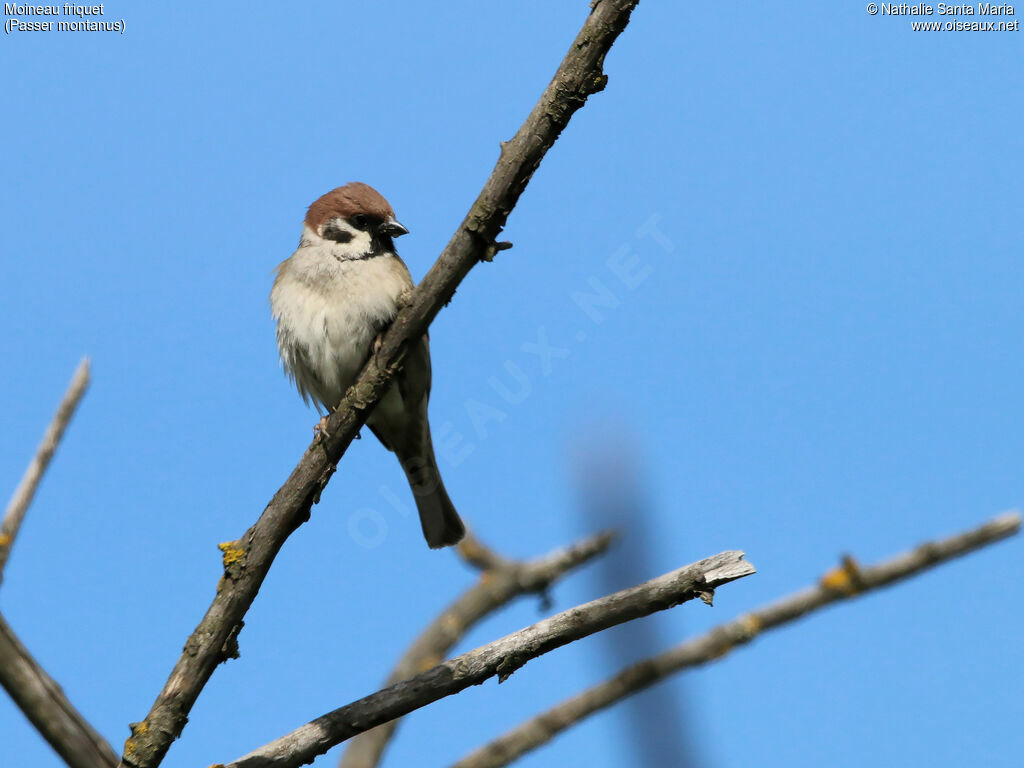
<box><xmin>313</xmin><ymin>415</ymin><xmax>330</xmax><ymax>442</ymax></box>
<box><xmin>370</xmin><ymin>331</ymin><xmax>388</xmax><ymax>366</ymax></box>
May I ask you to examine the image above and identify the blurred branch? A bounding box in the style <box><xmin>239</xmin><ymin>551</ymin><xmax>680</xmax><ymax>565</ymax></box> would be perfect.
<box><xmin>450</xmin><ymin>512</ymin><xmax>1022</xmax><ymax>768</ymax></box>
<box><xmin>456</xmin><ymin>531</ymin><xmax>513</xmax><ymax>572</ymax></box>
<box><xmin>0</xmin><ymin>357</ymin><xmax>90</xmax><ymax>584</ymax></box>
<box><xmin>572</xmin><ymin>438</ymin><xmax>702</xmax><ymax>766</ymax></box>
<box><xmin>121</xmin><ymin>3</ymin><xmax>641</xmax><ymax>766</ymax></box>
<box><xmin>0</xmin><ymin>358</ymin><xmax>113</xmax><ymax>768</ymax></box>
<box><xmin>224</xmin><ymin>550</ymin><xmax>755</xmax><ymax>768</ymax></box>
<box><xmin>0</xmin><ymin>612</ymin><xmax>118</xmax><ymax>768</ymax></box>
<box><xmin>339</xmin><ymin>530</ymin><xmax>616</xmax><ymax>768</ymax></box>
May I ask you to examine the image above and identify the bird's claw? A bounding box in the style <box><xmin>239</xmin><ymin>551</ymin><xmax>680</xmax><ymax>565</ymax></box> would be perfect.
<box><xmin>370</xmin><ymin>331</ymin><xmax>388</xmax><ymax>366</ymax></box>
<box><xmin>314</xmin><ymin>415</ymin><xmax>330</xmax><ymax>442</ymax></box>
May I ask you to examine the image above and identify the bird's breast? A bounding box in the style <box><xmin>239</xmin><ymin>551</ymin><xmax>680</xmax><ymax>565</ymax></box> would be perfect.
<box><xmin>272</xmin><ymin>250</ymin><xmax>413</xmax><ymax>409</ymax></box>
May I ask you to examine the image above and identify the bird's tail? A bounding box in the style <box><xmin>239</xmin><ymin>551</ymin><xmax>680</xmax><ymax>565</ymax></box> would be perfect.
<box><xmin>396</xmin><ymin>430</ymin><xmax>465</xmax><ymax>549</ymax></box>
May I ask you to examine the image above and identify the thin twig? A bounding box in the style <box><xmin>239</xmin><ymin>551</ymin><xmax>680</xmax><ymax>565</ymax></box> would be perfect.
<box><xmin>0</xmin><ymin>359</ymin><xmax>112</xmax><ymax>768</ymax></box>
<box><xmin>0</xmin><ymin>358</ymin><xmax>90</xmax><ymax>584</ymax></box>
<box><xmin>222</xmin><ymin>549</ymin><xmax>755</xmax><ymax>768</ymax></box>
<box><xmin>450</xmin><ymin>512</ymin><xmax>1022</xmax><ymax>768</ymax></box>
<box><xmin>339</xmin><ymin>531</ymin><xmax>616</xmax><ymax>768</ymax></box>
<box><xmin>0</xmin><ymin>612</ymin><xmax>118</xmax><ymax>768</ymax></box>
<box><xmin>455</xmin><ymin>531</ymin><xmax>513</xmax><ymax>573</ymax></box>
<box><xmin>121</xmin><ymin>3</ymin><xmax>642</xmax><ymax>766</ymax></box>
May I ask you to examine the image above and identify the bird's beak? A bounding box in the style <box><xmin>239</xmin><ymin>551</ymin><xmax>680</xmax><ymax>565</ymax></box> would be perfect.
<box><xmin>379</xmin><ymin>217</ymin><xmax>409</xmax><ymax>238</ymax></box>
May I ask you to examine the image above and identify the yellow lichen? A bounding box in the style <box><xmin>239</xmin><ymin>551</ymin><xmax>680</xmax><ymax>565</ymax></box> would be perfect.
<box><xmin>739</xmin><ymin>613</ymin><xmax>762</xmax><ymax>637</ymax></box>
<box><xmin>820</xmin><ymin>555</ymin><xmax>864</xmax><ymax>595</ymax></box>
<box><xmin>218</xmin><ymin>541</ymin><xmax>245</xmax><ymax>567</ymax></box>
<box><xmin>123</xmin><ymin>721</ymin><xmax>148</xmax><ymax>756</ymax></box>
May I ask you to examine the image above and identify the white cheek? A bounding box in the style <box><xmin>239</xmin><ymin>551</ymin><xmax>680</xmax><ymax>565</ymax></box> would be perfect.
<box><xmin>350</xmin><ymin>230</ymin><xmax>373</xmax><ymax>253</ymax></box>
<box><xmin>317</xmin><ymin>218</ymin><xmax>373</xmax><ymax>257</ymax></box>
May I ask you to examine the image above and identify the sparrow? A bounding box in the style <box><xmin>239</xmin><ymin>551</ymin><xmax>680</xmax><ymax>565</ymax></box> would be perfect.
<box><xmin>270</xmin><ymin>182</ymin><xmax>466</xmax><ymax>549</ymax></box>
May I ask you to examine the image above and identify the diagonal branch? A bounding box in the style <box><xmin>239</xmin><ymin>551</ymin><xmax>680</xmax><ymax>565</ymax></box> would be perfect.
<box><xmin>0</xmin><ymin>357</ymin><xmax>90</xmax><ymax>585</ymax></box>
<box><xmin>222</xmin><ymin>549</ymin><xmax>755</xmax><ymax>768</ymax></box>
<box><xmin>0</xmin><ymin>612</ymin><xmax>118</xmax><ymax>768</ymax></box>
<box><xmin>455</xmin><ymin>531</ymin><xmax>515</xmax><ymax>573</ymax></box>
<box><xmin>121</xmin><ymin>3</ymin><xmax>641</xmax><ymax>766</ymax></box>
<box><xmin>0</xmin><ymin>359</ymin><xmax>114</xmax><ymax>768</ymax></box>
<box><xmin>450</xmin><ymin>511</ymin><xmax>1022</xmax><ymax>768</ymax></box>
<box><xmin>338</xmin><ymin>530</ymin><xmax>616</xmax><ymax>768</ymax></box>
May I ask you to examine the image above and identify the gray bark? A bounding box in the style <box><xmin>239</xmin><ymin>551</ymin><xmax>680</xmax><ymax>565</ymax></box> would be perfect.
<box><xmin>451</xmin><ymin>512</ymin><xmax>1022</xmax><ymax>768</ymax></box>
<box><xmin>223</xmin><ymin>550</ymin><xmax>755</xmax><ymax>768</ymax></box>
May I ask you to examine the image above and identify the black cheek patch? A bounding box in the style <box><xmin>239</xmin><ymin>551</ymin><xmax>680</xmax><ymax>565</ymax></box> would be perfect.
<box><xmin>323</xmin><ymin>223</ymin><xmax>353</xmax><ymax>244</ymax></box>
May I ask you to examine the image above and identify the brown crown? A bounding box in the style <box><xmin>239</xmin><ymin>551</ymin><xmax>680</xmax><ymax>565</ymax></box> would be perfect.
<box><xmin>304</xmin><ymin>182</ymin><xmax>396</xmax><ymax>232</ymax></box>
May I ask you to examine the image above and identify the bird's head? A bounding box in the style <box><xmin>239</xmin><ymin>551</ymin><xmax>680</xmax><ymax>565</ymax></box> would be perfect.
<box><xmin>304</xmin><ymin>182</ymin><xmax>409</xmax><ymax>259</ymax></box>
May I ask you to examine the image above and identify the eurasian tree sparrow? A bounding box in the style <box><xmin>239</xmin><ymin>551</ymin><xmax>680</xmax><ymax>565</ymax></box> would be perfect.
<box><xmin>270</xmin><ymin>183</ymin><xmax>465</xmax><ymax>549</ymax></box>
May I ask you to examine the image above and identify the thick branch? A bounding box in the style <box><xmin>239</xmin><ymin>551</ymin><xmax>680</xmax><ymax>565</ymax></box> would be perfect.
<box><xmin>339</xmin><ymin>531</ymin><xmax>615</xmax><ymax>768</ymax></box>
<box><xmin>121</xmin><ymin>3</ymin><xmax>641</xmax><ymax>766</ymax></box>
<box><xmin>451</xmin><ymin>512</ymin><xmax>1022</xmax><ymax>768</ymax></box>
<box><xmin>223</xmin><ymin>550</ymin><xmax>755</xmax><ymax>768</ymax></box>
<box><xmin>0</xmin><ymin>358</ymin><xmax>90</xmax><ymax>584</ymax></box>
<box><xmin>0</xmin><ymin>612</ymin><xmax>118</xmax><ymax>768</ymax></box>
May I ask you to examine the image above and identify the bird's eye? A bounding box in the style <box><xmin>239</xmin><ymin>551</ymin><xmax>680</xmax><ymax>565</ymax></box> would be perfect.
<box><xmin>351</xmin><ymin>214</ymin><xmax>369</xmax><ymax>229</ymax></box>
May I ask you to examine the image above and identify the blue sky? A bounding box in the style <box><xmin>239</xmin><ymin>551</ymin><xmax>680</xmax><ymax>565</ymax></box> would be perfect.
<box><xmin>2</xmin><ymin>2</ymin><xmax>1022</xmax><ymax>767</ymax></box>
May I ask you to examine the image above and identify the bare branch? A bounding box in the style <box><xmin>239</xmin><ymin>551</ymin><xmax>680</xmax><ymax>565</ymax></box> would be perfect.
<box><xmin>339</xmin><ymin>531</ymin><xmax>616</xmax><ymax>768</ymax></box>
<box><xmin>0</xmin><ymin>359</ymin><xmax>113</xmax><ymax>767</ymax></box>
<box><xmin>451</xmin><ymin>512</ymin><xmax>1022</xmax><ymax>768</ymax></box>
<box><xmin>223</xmin><ymin>550</ymin><xmax>755</xmax><ymax>768</ymax></box>
<box><xmin>0</xmin><ymin>358</ymin><xmax>90</xmax><ymax>584</ymax></box>
<box><xmin>455</xmin><ymin>531</ymin><xmax>513</xmax><ymax>573</ymax></box>
<box><xmin>0</xmin><ymin>612</ymin><xmax>117</xmax><ymax>768</ymax></box>
<box><xmin>121</xmin><ymin>3</ymin><xmax>641</xmax><ymax>766</ymax></box>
